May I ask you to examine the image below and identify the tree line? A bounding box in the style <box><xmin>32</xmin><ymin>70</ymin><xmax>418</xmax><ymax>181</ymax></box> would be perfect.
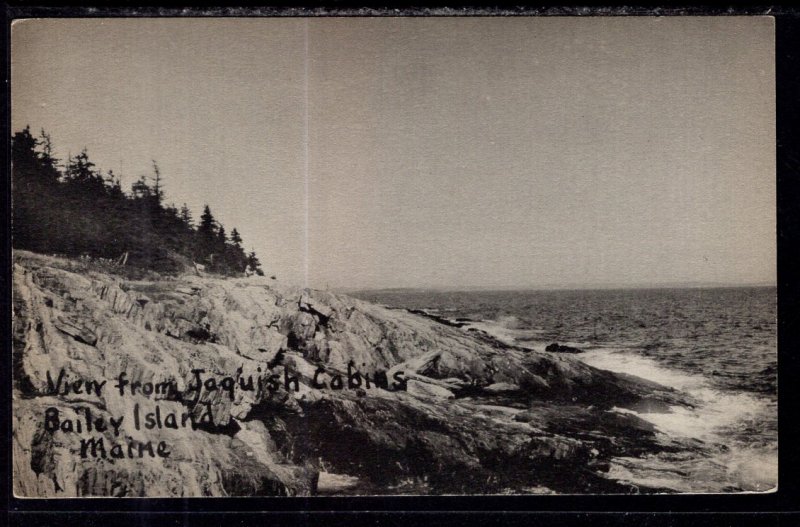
<box><xmin>11</xmin><ymin>126</ymin><xmax>264</xmax><ymax>276</ymax></box>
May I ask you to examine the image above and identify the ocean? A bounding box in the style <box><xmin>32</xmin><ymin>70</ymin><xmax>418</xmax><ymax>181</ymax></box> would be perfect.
<box><xmin>351</xmin><ymin>286</ymin><xmax>778</xmax><ymax>493</ymax></box>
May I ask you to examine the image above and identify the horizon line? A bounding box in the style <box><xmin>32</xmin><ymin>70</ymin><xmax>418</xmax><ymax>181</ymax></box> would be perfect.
<box><xmin>336</xmin><ymin>281</ymin><xmax>777</xmax><ymax>294</ymax></box>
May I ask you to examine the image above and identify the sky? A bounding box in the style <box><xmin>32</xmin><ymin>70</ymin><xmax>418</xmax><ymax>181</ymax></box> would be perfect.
<box><xmin>12</xmin><ymin>17</ymin><xmax>776</xmax><ymax>290</ymax></box>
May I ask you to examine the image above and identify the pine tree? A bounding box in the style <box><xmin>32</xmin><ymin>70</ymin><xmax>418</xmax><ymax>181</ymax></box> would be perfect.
<box><xmin>225</xmin><ymin>227</ymin><xmax>247</xmax><ymax>273</ymax></box>
<box><xmin>230</xmin><ymin>228</ymin><xmax>243</xmax><ymax>246</ymax></box>
<box><xmin>39</xmin><ymin>129</ymin><xmax>54</xmax><ymax>161</ymax></box>
<box><xmin>65</xmin><ymin>150</ymin><xmax>100</xmax><ymax>187</ymax></box>
<box><xmin>11</xmin><ymin>127</ymin><xmax>38</xmax><ymax>175</ymax></box>
<box><xmin>179</xmin><ymin>203</ymin><xmax>193</xmax><ymax>227</ymax></box>
<box><xmin>104</xmin><ymin>170</ymin><xmax>125</xmax><ymax>199</ymax></box>
<box><xmin>11</xmin><ymin>127</ymin><xmax>42</xmax><ymax>250</ymax></box>
<box><xmin>246</xmin><ymin>250</ymin><xmax>264</xmax><ymax>276</ymax></box>
<box><xmin>151</xmin><ymin>160</ymin><xmax>164</xmax><ymax>205</ymax></box>
<box><xmin>198</xmin><ymin>205</ymin><xmax>215</xmax><ymax>237</ymax></box>
<box><xmin>38</xmin><ymin>128</ymin><xmax>60</xmax><ymax>180</ymax></box>
<box><xmin>197</xmin><ymin>205</ymin><xmax>217</xmax><ymax>263</ymax></box>
<box><xmin>131</xmin><ymin>175</ymin><xmax>152</xmax><ymax>200</ymax></box>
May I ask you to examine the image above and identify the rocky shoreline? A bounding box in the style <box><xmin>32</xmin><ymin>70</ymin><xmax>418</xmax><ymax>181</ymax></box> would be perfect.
<box><xmin>12</xmin><ymin>251</ymin><xmax>704</xmax><ymax>496</ymax></box>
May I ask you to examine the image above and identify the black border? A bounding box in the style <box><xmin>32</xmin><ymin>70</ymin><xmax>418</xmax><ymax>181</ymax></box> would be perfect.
<box><xmin>3</xmin><ymin>5</ymin><xmax>798</xmax><ymax>525</ymax></box>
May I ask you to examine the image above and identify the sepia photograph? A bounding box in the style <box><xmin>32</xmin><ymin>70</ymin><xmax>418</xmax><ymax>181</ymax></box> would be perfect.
<box><xmin>10</xmin><ymin>16</ymin><xmax>776</xmax><ymax>497</ymax></box>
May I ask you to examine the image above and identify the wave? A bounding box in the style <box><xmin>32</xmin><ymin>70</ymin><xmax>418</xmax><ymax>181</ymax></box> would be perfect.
<box><xmin>577</xmin><ymin>348</ymin><xmax>777</xmax><ymax>493</ymax></box>
<box><xmin>445</xmin><ymin>314</ymin><xmax>777</xmax><ymax>493</ymax></box>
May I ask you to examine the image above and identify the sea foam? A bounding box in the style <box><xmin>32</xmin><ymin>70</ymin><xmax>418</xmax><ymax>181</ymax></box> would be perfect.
<box><xmin>577</xmin><ymin>347</ymin><xmax>777</xmax><ymax>493</ymax></box>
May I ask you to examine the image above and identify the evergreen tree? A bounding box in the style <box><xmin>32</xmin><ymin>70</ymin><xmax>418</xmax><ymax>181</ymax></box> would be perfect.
<box><xmin>230</xmin><ymin>228</ymin><xmax>243</xmax><ymax>246</ymax></box>
<box><xmin>38</xmin><ymin>129</ymin><xmax>61</xmax><ymax>181</ymax></box>
<box><xmin>11</xmin><ymin>127</ymin><xmax>38</xmax><ymax>177</ymax></box>
<box><xmin>65</xmin><ymin>150</ymin><xmax>102</xmax><ymax>190</ymax></box>
<box><xmin>151</xmin><ymin>160</ymin><xmax>164</xmax><ymax>205</ymax></box>
<box><xmin>198</xmin><ymin>205</ymin><xmax>215</xmax><ymax>238</ymax></box>
<box><xmin>224</xmin><ymin>228</ymin><xmax>247</xmax><ymax>273</ymax></box>
<box><xmin>131</xmin><ymin>175</ymin><xmax>152</xmax><ymax>200</ymax></box>
<box><xmin>246</xmin><ymin>250</ymin><xmax>264</xmax><ymax>276</ymax></box>
<box><xmin>214</xmin><ymin>225</ymin><xmax>227</xmax><ymax>266</ymax></box>
<box><xmin>104</xmin><ymin>170</ymin><xmax>125</xmax><ymax>199</ymax></box>
<box><xmin>197</xmin><ymin>205</ymin><xmax>217</xmax><ymax>263</ymax></box>
<box><xmin>39</xmin><ymin>129</ymin><xmax>54</xmax><ymax>162</ymax></box>
<box><xmin>12</xmin><ymin>127</ymin><xmax>43</xmax><ymax>250</ymax></box>
<box><xmin>11</xmin><ymin>126</ymin><xmax>264</xmax><ymax>277</ymax></box>
<box><xmin>179</xmin><ymin>203</ymin><xmax>193</xmax><ymax>227</ymax></box>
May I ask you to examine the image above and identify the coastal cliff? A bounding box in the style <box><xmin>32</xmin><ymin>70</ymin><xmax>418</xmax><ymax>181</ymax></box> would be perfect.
<box><xmin>12</xmin><ymin>251</ymin><xmax>701</xmax><ymax>496</ymax></box>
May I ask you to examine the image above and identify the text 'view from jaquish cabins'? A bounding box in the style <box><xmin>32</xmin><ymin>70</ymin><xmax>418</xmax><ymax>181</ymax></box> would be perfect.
<box><xmin>10</xmin><ymin>16</ymin><xmax>776</xmax><ymax>496</ymax></box>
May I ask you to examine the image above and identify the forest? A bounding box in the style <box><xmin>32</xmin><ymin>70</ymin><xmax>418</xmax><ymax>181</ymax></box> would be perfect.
<box><xmin>11</xmin><ymin>126</ymin><xmax>264</xmax><ymax>276</ymax></box>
